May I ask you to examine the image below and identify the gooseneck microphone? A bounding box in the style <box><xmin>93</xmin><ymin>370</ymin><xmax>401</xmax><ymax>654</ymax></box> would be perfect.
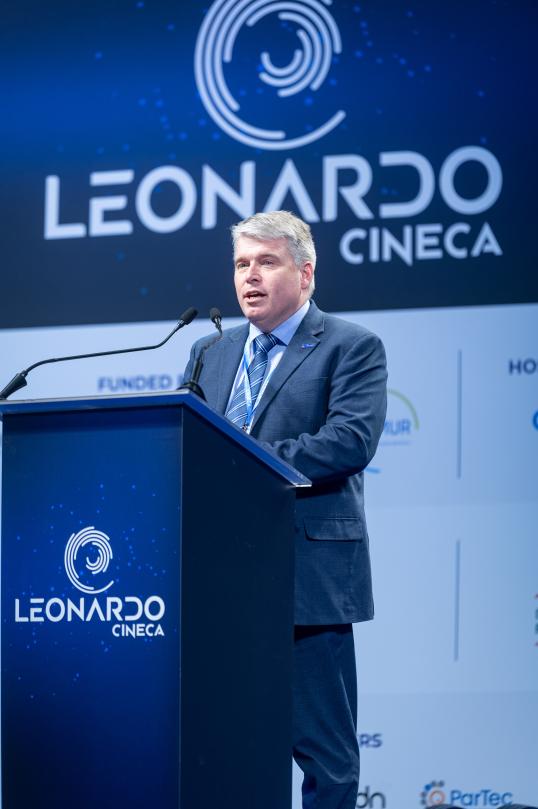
<box><xmin>0</xmin><ymin>306</ymin><xmax>198</xmax><ymax>401</ymax></box>
<box><xmin>180</xmin><ymin>307</ymin><xmax>223</xmax><ymax>400</ymax></box>
<box><xmin>209</xmin><ymin>307</ymin><xmax>222</xmax><ymax>336</ymax></box>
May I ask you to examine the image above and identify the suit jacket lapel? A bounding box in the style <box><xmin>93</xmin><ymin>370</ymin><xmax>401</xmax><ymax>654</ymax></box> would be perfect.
<box><xmin>251</xmin><ymin>302</ymin><xmax>325</xmax><ymax>429</ymax></box>
<box><xmin>214</xmin><ymin>325</ymin><xmax>248</xmax><ymax>414</ymax></box>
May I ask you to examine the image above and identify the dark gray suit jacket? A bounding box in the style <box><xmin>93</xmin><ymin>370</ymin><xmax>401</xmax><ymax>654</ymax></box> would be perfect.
<box><xmin>184</xmin><ymin>302</ymin><xmax>387</xmax><ymax>625</ymax></box>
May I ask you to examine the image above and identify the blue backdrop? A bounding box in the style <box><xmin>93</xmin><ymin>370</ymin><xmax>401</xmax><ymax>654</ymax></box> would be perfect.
<box><xmin>1</xmin><ymin>0</ymin><xmax>536</xmax><ymax>327</ymax></box>
<box><xmin>1</xmin><ymin>2</ymin><xmax>537</xmax><ymax>807</ymax></box>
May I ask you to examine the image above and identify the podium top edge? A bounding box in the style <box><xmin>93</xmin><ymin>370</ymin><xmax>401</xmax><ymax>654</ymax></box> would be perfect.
<box><xmin>0</xmin><ymin>390</ymin><xmax>311</xmax><ymax>488</ymax></box>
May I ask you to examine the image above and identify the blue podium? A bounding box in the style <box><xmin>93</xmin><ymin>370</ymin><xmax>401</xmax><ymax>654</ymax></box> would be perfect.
<box><xmin>0</xmin><ymin>391</ymin><xmax>309</xmax><ymax>809</ymax></box>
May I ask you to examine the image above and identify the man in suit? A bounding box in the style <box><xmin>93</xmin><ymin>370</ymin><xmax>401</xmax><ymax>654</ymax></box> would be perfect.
<box><xmin>184</xmin><ymin>211</ymin><xmax>387</xmax><ymax>809</ymax></box>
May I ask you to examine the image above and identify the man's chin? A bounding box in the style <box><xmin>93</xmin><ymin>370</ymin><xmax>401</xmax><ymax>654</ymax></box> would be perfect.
<box><xmin>242</xmin><ymin>303</ymin><xmax>268</xmax><ymax>327</ymax></box>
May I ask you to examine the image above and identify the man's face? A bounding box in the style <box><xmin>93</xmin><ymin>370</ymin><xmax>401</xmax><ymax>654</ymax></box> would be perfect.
<box><xmin>234</xmin><ymin>235</ymin><xmax>313</xmax><ymax>332</ymax></box>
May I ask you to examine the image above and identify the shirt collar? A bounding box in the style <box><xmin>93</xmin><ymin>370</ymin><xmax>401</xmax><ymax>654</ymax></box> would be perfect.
<box><xmin>248</xmin><ymin>300</ymin><xmax>310</xmax><ymax>348</ymax></box>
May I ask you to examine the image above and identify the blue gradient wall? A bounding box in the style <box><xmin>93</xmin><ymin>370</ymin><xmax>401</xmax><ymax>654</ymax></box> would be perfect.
<box><xmin>1</xmin><ymin>1</ymin><xmax>537</xmax><ymax>807</ymax></box>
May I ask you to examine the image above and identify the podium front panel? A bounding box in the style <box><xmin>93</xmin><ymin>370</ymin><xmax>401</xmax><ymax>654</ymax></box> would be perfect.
<box><xmin>2</xmin><ymin>407</ymin><xmax>183</xmax><ymax>809</ymax></box>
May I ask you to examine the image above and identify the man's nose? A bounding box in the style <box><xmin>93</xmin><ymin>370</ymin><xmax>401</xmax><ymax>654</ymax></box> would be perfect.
<box><xmin>245</xmin><ymin>262</ymin><xmax>261</xmax><ymax>281</ymax></box>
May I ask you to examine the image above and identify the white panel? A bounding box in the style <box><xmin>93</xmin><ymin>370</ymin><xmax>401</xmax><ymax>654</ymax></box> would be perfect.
<box><xmin>1</xmin><ymin>302</ymin><xmax>537</xmax><ymax>809</ymax></box>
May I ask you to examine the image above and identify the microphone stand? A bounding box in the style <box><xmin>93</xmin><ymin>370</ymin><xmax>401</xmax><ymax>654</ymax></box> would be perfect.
<box><xmin>180</xmin><ymin>308</ymin><xmax>223</xmax><ymax>401</ymax></box>
<box><xmin>0</xmin><ymin>307</ymin><xmax>198</xmax><ymax>400</ymax></box>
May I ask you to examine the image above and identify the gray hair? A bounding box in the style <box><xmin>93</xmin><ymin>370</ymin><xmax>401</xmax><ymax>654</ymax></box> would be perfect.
<box><xmin>231</xmin><ymin>210</ymin><xmax>316</xmax><ymax>295</ymax></box>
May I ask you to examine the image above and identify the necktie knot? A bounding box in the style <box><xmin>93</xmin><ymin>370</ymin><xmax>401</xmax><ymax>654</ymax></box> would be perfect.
<box><xmin>253</xmin><ymin>332</ymin><xmax>278</xmax><ymax>356</ymax></box>
<box><xmin>225</xmin><ymin>332</ymin><xmax>281</xmax><ymax>429</ymax></box>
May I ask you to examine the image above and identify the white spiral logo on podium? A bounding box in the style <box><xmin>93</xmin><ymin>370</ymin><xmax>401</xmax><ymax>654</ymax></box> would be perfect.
<box><xmin>64</xmin><ymin>526</ymin><xmax>114</xmax><ymax>594</ymax></box>
<box><xmin>194</xmin><ymin>0</ymin><xmax>345</xmax><ymax>150</ymax></box>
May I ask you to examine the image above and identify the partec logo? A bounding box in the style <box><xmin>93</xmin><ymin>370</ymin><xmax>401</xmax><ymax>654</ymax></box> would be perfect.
<box><xmin>64</xmin><ymin>526</ymin><xmax>114</xmax><ymax>594</ymax></box>
<box><xmin>194</xmin><ymin>0</ymin><xmax>345</xmax><ymax>150</ymax></box>
<box><xmin>421</xmin><ymin>781</ymin><xmax>447</xmax><ymax>807</ymax></box>
<box><xmin>420</xmin><ymin>779</ymin><xmax>514</xmax><ymax>807</ymax></box>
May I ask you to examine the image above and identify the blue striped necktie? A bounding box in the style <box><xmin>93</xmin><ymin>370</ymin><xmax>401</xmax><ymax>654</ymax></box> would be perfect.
<box><xmin>226</xmin><ymin>332</ymin><xmax>279</xmax><ymax>428</ymax></box>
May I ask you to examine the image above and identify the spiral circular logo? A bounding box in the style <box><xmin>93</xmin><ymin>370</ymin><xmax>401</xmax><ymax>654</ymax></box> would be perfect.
<box><xmin>64</xmin><ymin>526</ymin><xmax>114</xmax><ymax>594</ymax></box>
<box><xmin>194</xmin><ymin>0</ymin><xmax>346</xmax><ymax>150</ymax></box>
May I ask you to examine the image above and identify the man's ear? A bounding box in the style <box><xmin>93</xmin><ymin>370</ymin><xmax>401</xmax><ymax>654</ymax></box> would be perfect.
<box><xmin>301</xmin><ymin>262</ymin><xmax>314</xmax><ymax>289</ymax></box>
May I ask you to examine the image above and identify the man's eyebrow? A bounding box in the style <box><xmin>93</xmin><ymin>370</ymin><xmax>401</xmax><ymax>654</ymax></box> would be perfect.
<box><xmin>234</xmin><ymin>252</ymin><xmax>280</xmax><ymax>264</ymax></box>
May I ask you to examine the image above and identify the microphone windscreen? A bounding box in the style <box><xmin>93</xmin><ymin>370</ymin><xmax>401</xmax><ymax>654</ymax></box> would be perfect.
<box><xmin>180</xmin><ymin>307</ymin><xmax>198</xmax><ymax>325</ymax></box>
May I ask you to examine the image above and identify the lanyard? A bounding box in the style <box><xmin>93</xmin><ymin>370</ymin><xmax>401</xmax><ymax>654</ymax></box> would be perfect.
<box><xmin>241</xmin><ymin>342</ymin><xmax>256</xmax><ymax>431</ymax></box>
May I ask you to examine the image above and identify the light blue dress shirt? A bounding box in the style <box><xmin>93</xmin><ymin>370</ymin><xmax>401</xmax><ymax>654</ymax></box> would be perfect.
<box><xmin>226</xmin><ymin>300</ymin><xmax>311</xmax><ymax>426</ymax></box>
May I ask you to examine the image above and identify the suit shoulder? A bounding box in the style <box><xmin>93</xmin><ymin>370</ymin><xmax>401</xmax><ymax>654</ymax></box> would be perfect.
<box><xmin>320</xmin><ymin>310</ymin><xmax>385</xmax><ymax>349</ymax></box>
